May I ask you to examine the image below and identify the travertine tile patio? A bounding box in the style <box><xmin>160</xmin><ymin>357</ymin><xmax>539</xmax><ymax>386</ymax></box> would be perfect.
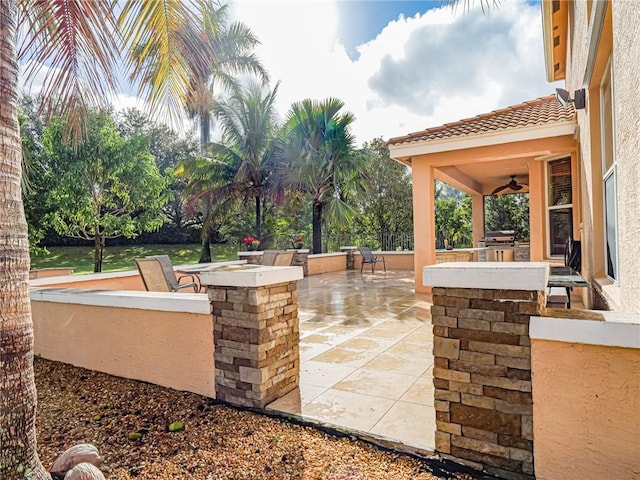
<box><xmin>266</xmin><ymin>270</ymin><xmax>436</xmax><ymax>452</ymax></box>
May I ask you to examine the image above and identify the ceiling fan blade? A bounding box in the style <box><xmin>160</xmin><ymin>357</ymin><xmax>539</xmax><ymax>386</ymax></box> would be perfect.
<box><xmin>491</xmin><ymin>184</ymin><xmax>508</xmax><ymax>196</ymax></box>
<box><xmin>512</xmin><ymin>184</ymin><xmax>523</xmax><ymax>191</ymax></box>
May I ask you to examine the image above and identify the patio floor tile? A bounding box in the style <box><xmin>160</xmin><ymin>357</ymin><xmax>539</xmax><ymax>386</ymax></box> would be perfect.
<box><xmin>310</xmin><ymin>346</ymin><xmax>383</xmax><ymax>367</ymax></box>
<box><xmin>300</xmin><ymin>389</ymin><xmax>395</xmax><ymax>432</ymax></box>
<box><xmin>361</xmin><ymin>351</ymin><xmax>432</xmax><ymax>377</ymax></box>
<box><xmin>267</xmin><ymin>270</ymin><xmax>436</xmax><ymax>453</ymax></box>
<box><xmin>369</xmin><ymin>401</ymin><xmax>436</xmax><ymax>449</ymax></box>
<box><xmin>332</xmin><ymin>368</ymin><xmax>417</xmax><ymax>400</ymax></box>
<box><xmin>266</xmin><ymin>384</ymin><xmax>327</xmax><ymax>415</ymax></box>
<box><xmin>399</xmin><ymin>376</ymin><xmax>435</xmax><ymax>406</ymax></box>
<box><xmin>300</xmin><ymin>360</ymin><xmax>357</xmax><ymax>388</ymax></box>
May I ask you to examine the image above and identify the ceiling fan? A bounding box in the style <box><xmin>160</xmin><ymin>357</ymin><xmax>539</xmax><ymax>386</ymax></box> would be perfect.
<box><xmin>490</xmin><ymin>175</ymin><xmax>528</xmax><ymax>196</ymax></box>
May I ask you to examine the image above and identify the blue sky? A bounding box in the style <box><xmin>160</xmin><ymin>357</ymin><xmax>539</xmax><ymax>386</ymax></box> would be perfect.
<box><xmin>20</xmin><ymin>1</ymin><xmax>556</xmax><ymax>144</ymax></box>
<box><xmin>227</xmin><ymin>0</ymin><xmax>558</xmax><ymax>144</ymax></box>
<box><xmin>24</xmin><ymin>0</ymin><xmax>554</xmax><ymax>145</ymax></box>
<box><xmin>337</xmin><ymin>1</ymin><xmax>433</xmax><ymax>59</ymax></box>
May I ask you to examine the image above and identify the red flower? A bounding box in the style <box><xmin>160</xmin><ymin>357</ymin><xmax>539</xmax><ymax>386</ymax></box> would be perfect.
<box><xmin>243</xmin><ymin>236</ymin><xmax>260</xmax><ymax>246</ymax></box>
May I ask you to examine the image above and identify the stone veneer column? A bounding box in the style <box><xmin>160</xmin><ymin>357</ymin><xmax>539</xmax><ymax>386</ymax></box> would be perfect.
<box><xmin>200</xmin><ymin>265</ymin><xmax>304</xmax><ymax>409</ymax></box>
<box><xmin>237</xmin><ymin>251</ymin><xmax>263</xmax><ymax>265</ymax></box>
<box><xmin>340</xmin><ymin>246</ymin><xmax>357</xmax><ymax>270</ymax></box>
<box><xmin>423</xmin><ymin>263</ymin><xmax>548</xmax><ymax>480</ymax></box>
<box><xmin>289</xmin><ymin>249</ymin><xmax>309</xmax><ymax>276</ymax></box>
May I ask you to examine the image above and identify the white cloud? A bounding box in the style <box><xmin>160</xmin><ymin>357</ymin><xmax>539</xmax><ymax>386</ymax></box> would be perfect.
<box><xmin>232</xmin><ymin>0</ymin><xmax>559</xmax><ymax>145</ymax></box>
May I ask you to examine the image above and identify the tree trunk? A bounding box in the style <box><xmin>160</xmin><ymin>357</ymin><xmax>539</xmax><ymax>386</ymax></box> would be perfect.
<box><xmin>199</xmin><ymin>229</ymin><xmax>212</xmax><ymax>263</ymax></box>
<box><xmin>93</xmin><ymin>234</ymin><xmax>104</xmax><ymax>273</ymax></box>
<box><xmin>199</xmin><ymin>112</ymin><xmax>210</xmax><ymax>149</ymax></box>
<box><xmin>0</xmin><ymin>2</ymin><xmax>49</xmax><ymax>478</ymax></box>
<box><xmin>255</xmin><ymin>195</ymin><xmax>262</xmax><ymax>242</ymax></box>
<box><xmin>312</xmin><ymin>201</ymin><xmax>323</xmax><ymax>254</ymax></box>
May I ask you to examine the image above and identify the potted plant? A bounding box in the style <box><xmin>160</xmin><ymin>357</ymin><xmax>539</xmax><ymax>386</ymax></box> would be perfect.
<box><xmin>243</xmin><ymin>236</ymin><xmax>260</xmax><ymax>251</ymax></box>
<box><xmin>292</xmin><ymin>235</ymin><xmax>304</xmax><ymax>249</ymax></box>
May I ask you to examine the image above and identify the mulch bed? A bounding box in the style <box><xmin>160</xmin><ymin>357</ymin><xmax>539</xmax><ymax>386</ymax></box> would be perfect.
<box><xmin>35</xmin><ymin>358</ymin><xmax>490</xmax><ymax>479</ymax></box>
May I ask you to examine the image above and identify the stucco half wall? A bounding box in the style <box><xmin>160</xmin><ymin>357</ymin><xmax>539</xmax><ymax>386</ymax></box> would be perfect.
<box><xmin>530</xmin><ymin>314</ymin><xmax>640</xmax><ymax>479</ymax></box>
<box><xmin>32</xmin><ymin>289</ymin><xmax>215</xmax><ymax>398</ymax></box>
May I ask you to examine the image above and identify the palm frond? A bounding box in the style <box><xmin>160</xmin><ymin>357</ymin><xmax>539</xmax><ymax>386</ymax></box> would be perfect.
<box><xmin>119</xmin><ymin>0</ymin><xmax>209</xmax><ymax>125</ymax></box>
<box><xmin>18</xmin><ymin>0</ymin><xmax>120</xmax><ymax>143</ymax></box>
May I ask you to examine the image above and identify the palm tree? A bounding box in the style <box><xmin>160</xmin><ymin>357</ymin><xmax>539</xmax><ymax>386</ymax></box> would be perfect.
<box><xmin>1</xmin><ymin>1</ymin><xmax>227</xmax><ymax>477</ymax></box>
<box><xmin>183</xmin><ymin>2</ymin><xmax>268</xmax><ymax>148</ymax></box>
<box><xmin>282</xmin><ymin>98</ymin><xmax>365</xmax><ymax>254</ymax></box>
<box><xmin>179</xmin><ymin>82</ymin><xmax>280</xmax><ymax>251</ymax></box>
<box><xmin>210</xmin><ymin>81</ymin><xmax>280</xmax><ymax>241</ymax></box>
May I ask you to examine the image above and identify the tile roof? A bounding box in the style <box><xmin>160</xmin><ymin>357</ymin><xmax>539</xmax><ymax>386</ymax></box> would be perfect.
<box><xmin>387</xmin><ymin>95</ymin><xmax>575</xmax><ymax>146</ymax></box>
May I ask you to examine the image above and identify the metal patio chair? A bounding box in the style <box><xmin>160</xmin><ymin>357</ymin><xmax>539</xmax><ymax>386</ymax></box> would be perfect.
<box><xmin>261</xmin><ymin>250</ymin><xmax>295</xmax><ymax>266</ymax></box>
<box><xmin>135</xmin><ymin>256</ymin><xmax>199</xmax><ymax>292</ymax></box>
<box><xmin>358</xmin><ymin>246</ymin><xmax>386</xmax><ymax>273</ymax></box>
<box><xmin>273</xmin><ymin>251</ymin><xmax>295</xmax><ymax>266</ymax></box>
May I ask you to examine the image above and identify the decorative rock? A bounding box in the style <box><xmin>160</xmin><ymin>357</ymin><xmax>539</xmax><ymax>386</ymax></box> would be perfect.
<box><xmin>63</xmin><ymin>463</ymin><xmax>105</xmax><ymax>480</ymax></box>
<box><xmin>51</xmin><ymin>444</ymin><xmax>102</xmax><ymax>476</ymax></box>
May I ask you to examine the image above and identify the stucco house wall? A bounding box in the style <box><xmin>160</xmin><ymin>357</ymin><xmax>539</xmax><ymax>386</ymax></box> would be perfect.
<box><xmin>530</xmin><ymin>316</ymin><xmax>640</xmax><ymax>479</ymax></box>
<box><xmin>559</xmin><ymin>1</ymin><xmax>640</xmax><ymax>312</ymax></box>
<box><xmin>610</xmin><ymin>3</ymin><xmax>640</xmax><ymax>313</ymax></box>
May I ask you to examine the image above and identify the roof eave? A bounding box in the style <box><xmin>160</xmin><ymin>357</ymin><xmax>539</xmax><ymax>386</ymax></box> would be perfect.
<box><xmin>541</xmin><ymin>0</ymin><xmax>568</xmax><ymax>82</ymax></box>
<box><xmin>388</xmin><ymin>121</ymin><xmax>577</xmax><ymax>160</ymax></box>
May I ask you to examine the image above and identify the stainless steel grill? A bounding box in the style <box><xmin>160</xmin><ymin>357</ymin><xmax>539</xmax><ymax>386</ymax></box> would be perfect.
<box><xmin>484</xmin><ymin>230</ymin><xmax>515</xmax><ymax>245</ymax></box>
<box><xmin>478</xmin><ymin>230</ymin><xmax>516</xmax><ymax>261</ymax></box>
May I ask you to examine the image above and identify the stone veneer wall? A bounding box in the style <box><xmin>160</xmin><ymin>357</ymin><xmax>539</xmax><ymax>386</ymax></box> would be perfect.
<box><xmin>431</xmin><ymin>286</ymin><xmax>544</xmax><ymax>480</ymax></box>
<box><xmin>290</xmin><ymin>251</ymin><xmax>308</xmax><ymax>276</ymax></box>
<box><xmin>210</xmin><ymin>281</ymin><xmax>300</xmax><ymax>408</ymax></box>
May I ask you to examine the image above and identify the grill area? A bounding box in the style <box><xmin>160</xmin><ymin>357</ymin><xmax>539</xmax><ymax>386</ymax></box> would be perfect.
<box><xmin>478</xmin><ymin>230</ymin><xmax>530</xmax><ymax>262</ymax></box>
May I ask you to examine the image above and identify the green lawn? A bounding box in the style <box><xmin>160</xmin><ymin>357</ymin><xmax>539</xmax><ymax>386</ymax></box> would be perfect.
<box><xmin>30</xmin><ymin>244</ymin><xmax>239</xmax><ymax>275</ymax></box>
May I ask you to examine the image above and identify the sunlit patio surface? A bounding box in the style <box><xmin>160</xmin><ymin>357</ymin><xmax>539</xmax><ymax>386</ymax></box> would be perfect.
<box><xmin>266</xmin><ymin>270</ymin><xmax>436</xmax><ymax>452</ymax></box>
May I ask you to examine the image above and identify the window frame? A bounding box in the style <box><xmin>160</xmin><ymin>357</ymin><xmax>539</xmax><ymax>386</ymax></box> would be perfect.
<box><xmin>545</xmin><ymin>157</ymin><xmax>573</xmax><ymax>258</ymax></box>
<box><xmin>600</xmin><ymin>58</ymin><xmax>618</xmax><ymax>283</ymax></box>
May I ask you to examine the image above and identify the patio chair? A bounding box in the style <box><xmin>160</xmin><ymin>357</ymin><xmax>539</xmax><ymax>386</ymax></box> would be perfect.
<box><xmin>261</xmin><ymin>250</ymin><xmax>280</xmax><ymax>266</ymax></box>
<box><xmin>358</xmin><ymin>246</ymin><xmax>386</xmax><ymax>273</ymax></box>
<box><xmin>261</xmin><ymin>250</ymin><xmax>295</xmax><ymax>266</ymax></box>
<box><xmin>273</xmin><ymin>251</ymin><xmax>295</xmax><ymax>266</ymax></box>
<box><xmin>135</xmin><ymin>256</ymin><xmax>199</xmax><ymax>292</ymax></box>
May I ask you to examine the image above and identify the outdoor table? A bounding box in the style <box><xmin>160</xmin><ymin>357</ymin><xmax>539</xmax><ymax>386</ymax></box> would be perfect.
<box><xmin>548</xmin><ymin>266</ymin><xmax>590</xmax><ymax>309</ymax></box>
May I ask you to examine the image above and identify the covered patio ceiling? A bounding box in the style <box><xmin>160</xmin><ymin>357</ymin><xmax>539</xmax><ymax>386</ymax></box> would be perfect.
<box><xmin>388</xmin><ymin>96</ymin><xmax>576</xmax><ymax>196</ymax></box>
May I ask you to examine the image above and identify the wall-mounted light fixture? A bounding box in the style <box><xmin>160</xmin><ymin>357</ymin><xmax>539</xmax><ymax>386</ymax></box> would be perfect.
<box><xmin>555</xmin><ymin>88</ymin><xmax>586</xmax><ymax>109</ymax></box>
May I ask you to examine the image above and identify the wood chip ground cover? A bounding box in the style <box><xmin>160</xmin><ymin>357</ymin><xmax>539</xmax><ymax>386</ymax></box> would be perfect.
<box><xmin>35</xmin><ymin>359</ymin><xmax>487</xmax><ymax>479</ymax></box>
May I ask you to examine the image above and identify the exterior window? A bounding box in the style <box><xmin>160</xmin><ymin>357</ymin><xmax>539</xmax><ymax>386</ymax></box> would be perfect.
<box><xmin>601</xmin><ymin>63</ymin><xmax>617</xmax><ymax>281</ymax></box>
<box><xmin>547</xmin><ymin>158</ymin><xmax>572</xmax><ymax>256</ymax></box>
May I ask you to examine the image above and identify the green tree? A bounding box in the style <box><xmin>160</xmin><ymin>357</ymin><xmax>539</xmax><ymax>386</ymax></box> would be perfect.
<box><xmin>485</xmin><ymin>193</ymin><xmax>530</xmax><ymax>241</ymax></box>
<box><xmin>2</xmin><ymin>2</ymin><xmax>216</xmax><ymax>476</ymax></box>
<box><xmin>355</xmin><ymin>138</ymin><xmax>413</xmax><ymax>248</ymax></box>
<box><xmin>19</xmin><ymin>95</ymin><xmax>50</xmax><ymax>251</ymax></box>
<box><xmin>177</xmin><ymin>154</ymin><xmax>239</xmax><ymax>260</ymax></box>
<box><xmin>179</xmin><ymin>82</ymin><xmax>280</xmax><ymax>258</ymax></box>
<box><xmin>118</xmin><ymin>108</ymin><xmax>200</xmax><ymax>238</ymax></box>
<box><xmin>183</xmin><ymin>2</ymin><xmax>268</xmax><ymax>147</ymax></box>
<box><xmin>435</xmin><ymin>181</ymin><xmax>472</xmax><ymax>249</ymax></box>
<box><xmin>282</xmin><ymin>98</ymin><xmax>364</xmax><ymax>254</ymax></box>
<box><xmin>210</xmin><ymin>82</ymin><xmax>280</xmax><ymax>241</ymax></box>
<box><xmin>43</xmin><ymin>111</ymin><xmax>167</xmax><ymax>272</ymax></box>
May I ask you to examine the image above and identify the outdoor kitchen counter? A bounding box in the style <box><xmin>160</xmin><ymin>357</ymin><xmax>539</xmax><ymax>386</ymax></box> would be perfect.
<box><xmin>435</xmin><ymin>247</ymin><xmax>487</xmax><ymax>263</ymax></box>
<box><xmin>435</xmin><ymin>247</ymin><xmax>489</xmax><ymax>252</ymax></box>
